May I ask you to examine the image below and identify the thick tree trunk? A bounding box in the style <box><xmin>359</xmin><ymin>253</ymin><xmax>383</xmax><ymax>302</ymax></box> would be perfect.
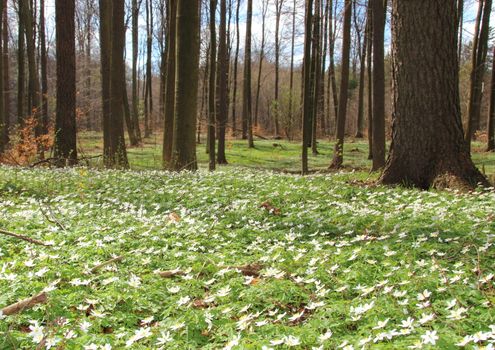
<box><xmin>170</xmin><ymin>0</ymin><xmax>200</xmax><ymax>171</ymax></box>
<box><xmin>301</xmin><ymin>0</ymin><xmax>313</xmax><ymax>174</ymax></box>
<box><xmin>54</xmin><ymin>0</ymin><xmax>77</xmax><ymax>166</ymax></box>
<box><xmin>162</xmin><ymin>0</ymin><xmax>177</xmax><ymax>168</ymax></box>
<box><xmin>208</xmin><ymin>0</ymin><xmax>217</xmax><ymax>171</ymax></box>
<box><xmin>109</xmin><ymin>0</ymin><xmax>129</xmax><ymax>168</ymax></box>
<box><xmin>371</xmin><ymin>0</ymin><xmax>386</xmax><ymax>171</ymax></box>
<box><xmin>217</xmin><ymin>0</ymin><xmax>229</xmax><ymax>164</ymax></box>
<box><xmin>330</xmin><ymin>0</ymin><xmax>352</xmax><ymax>169</ymax></box>
<box><xmin>380</xmin><ymin>0</ymin><xmax>488</xmax><ymax>189</ymax></box>
<box><xmin>243</xmin><ymin>0</ymin><xmax>254</xmax><ymax>148</ymax></box>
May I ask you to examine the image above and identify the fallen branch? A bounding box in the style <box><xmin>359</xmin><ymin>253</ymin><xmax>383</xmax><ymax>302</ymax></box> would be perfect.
<box><xmin>90</xmin><ymin>256</ymin><xmax>124</xmax><ymax>274</ymax></box>
<box><xmin>0</xmin><ymin>229</ymin><xmax>48</xmax><ymax>246</ymax></box>
<box><xmin>1</xmin><ymin>292</ymin><xmax>48</xmax><ymax>316</ymax></box>
<box><xmin>156</xmin><ymin>270</ymin><xmax>185</xmax><ymax>278</ymax></box>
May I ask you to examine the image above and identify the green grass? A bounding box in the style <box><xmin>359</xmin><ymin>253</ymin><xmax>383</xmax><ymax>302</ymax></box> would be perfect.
<box><xmin>0</xmin><ymin>163</ymin><xmax>494</xmax><ymax>349</ymax></box>
<box><xmin>78</xmin><ymin>132</ymin><xmax>495</xmax><ymax>178</ymax></box>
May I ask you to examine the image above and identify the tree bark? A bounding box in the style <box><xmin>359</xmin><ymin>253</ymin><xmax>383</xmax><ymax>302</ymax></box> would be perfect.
<box><xmin>254</xmin><ymin>0</ymin><xmax>268</xmax><ymax>130</ymax></box>
<box><xmin>371</xmin><ymin>0</ymin><xmax>386</xmax><ymax>171</ymax></box>
<box><xmin>170</xmin><ymin>0</ymin><xmax>200</xmax><ymax>171</ymax></box>
<box><xmin>355</xmin><ymin>2</ymin><xmax>369</xmax><ymax>139</ymax></box>
<box><xmin>487</xmin><ymin>45</ymin><xmax>495</xmax><ymax>151</ymax></box>
<box><xmin>243</xmin><ymin>0</ymin><xmax>254</xmax><ymax>148</ymax></box>
<box><xmin>40</xmin><ymin>0</ymin><xmax>48</xmax><ymax>136</ymax></box>
<box><xmin>301</xmin><ymin>0</ymin><xmax>313</xmax><ymax>174</ymax></box>
<box><xmin>17</xmin><ymin>2</ymin><xmax>26</xmax><ymax>125</ymax></box>
<box><xmin>0</xmin><ymin>0</ymin><xmax>3</xmax><ymax>153</ymax></box>
<box><xmin>380</xmin><ymin>0</ymin><xmax>488</xmax><ymax>189</ymax></box>
<box><xmin>99</xmin><ymin>0</ymin><xmax>112</xmax><ymax>164</ymax></box>
<box><xmin>109</xmin><ymin>0</ymin><xmax>129</xmax><ymax>168</ymax></box>
<box><xmin>208</xmin><ymin>0</ymin><xmax>217</xmax><ymax>170</ymax></box>
<box><xmin>54</xmin><ymin>0</ymin><xmax>77</xmax><ymax>166</ymax></box>
<box><xmin>2</xmin><ymin>0</ymin><xmax>8</xmax><ymax>147</ymax></box>
<box><xmin>330</xmin><ymin>0</ymin><xmax>352</xmax><ymax>169</ymax></box>
<box><xmin>231</xmin><ymin>0</ymin><xmax>241</xmax><ymax>137</ymax></box>
<box><xmin>131</xmin><ymin>0</ymin><xmax>142</xmax><ymax>145</ymax></box>
<box><xmin>217</xmin><ymin>0</ymin><xmax>229</xmax><ymax>164</ymax></box>
<box><xmin>273</xmin><ymin>0</ymin><xmax>285</xmax><ymax>137</ymax></box>
<box><xmin>162</xmin><ymin>0</ymin><xmax>177</xmax><ymax>168</ymax></box>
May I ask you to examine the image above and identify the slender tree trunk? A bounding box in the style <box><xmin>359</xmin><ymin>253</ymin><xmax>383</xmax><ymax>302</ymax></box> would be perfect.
<box><xmin>84</xmin><ymin>0</ymin><xmax>92</xmax><ymax>131</ymax></box>
<box><xmin>254</xmin><ymin>0</ymin><xmax>268</xmax><ymax>130</ymax></box>
<box><xmin>465</xmin><ymin>0</ymin><xmax>492</xmax><ymax>150</ymax></box>
<box><xmin>170</xmin><ymin>0</ymin><xmax>200</xmax><ymax>171</ymax></box>
<box><xmin>109</xmin><ymin>0</ymin><xmax>129</xmax><ymax>168</ymax></box>
<box><xmin>0</xmin><ymin>0</ymin><xmax>3</xmax><ymax>153</ymax></box>
<box><xmin>287</xmin><ymin>0</ymin><xmax>296</xmax><ymax>140</ymax></box>
<box><xmin>371</xmin><ymin>0</ymin><xmax>386</xmax><ymax>171</ymax></box>
<box><xmin>380</xmin><ymin>0</ymin><xmax>488</xmax><ymax>189</ymax></box>
<box><xmin>144</xmin><ymin>0</ymin><xmax>153</xmax><ymax>138</ymax></box>
<box><xmin>54</xmin><ymin>0</ymin><xmax>77</xmax><ymax>166</ymax></box>
<box><xmin>302</xmin><ymin>0</ymin><xmax>313</xmax><ymax>174</ymax></box>
<box><xmin>330</xmin><ymin>0</ymin><xmax>352</xmax><ymax>169</ymax></box>
<box><xmin>243</xmin><ymin>0</ymin><xmax>254</xmax><ymax>148</ymax></box>
<box><xmin>367</xmin><ymin>4</ymin><xmax>373</xmax><ymax>160</ymax></box>
<box><xmin>231</xmin><ymin>0</ymin><xmax>240</xmax><ymax>137</ymax></box>
<box><xmin>17</xmin><ymin>2</ymin><xmax>25</xmax><ymax>126</ymax></box>
<box><xmin>21</xmin><ymin>0</ymin><xmax>41</xmax><ymax>136</ymax></box>
<box><xmin>273</xmin><ymin>0</ymin><xmax>285</xmax><ymax>137</ymax></box>
<box><xmin>487</xmin><ymin>45</ymin><xmax>495</xmax><ymax>151</ymax></box>
<box><xmin>355</xmin><ymin>3</ymin><xmax>369</xmax><ymax>139</ymax></box>
<box><xmin>328</xmin><ymin>0</ymin><xmax>338</xmax><ymax>131</ymax></box>
<box><xmin>208</xmin><ymin>0</ymin><xmax>217</xmax><ymax>170</ymax></box>
<box><xmin>162</xmin><ymin>0</ymin><xmax>177</xmax><ymax>168</ymax></box>
<box><xmin>99</xmin><ymin>0</ymin><xmax>111</xmax><ymax>164</ymax></box>
<box><xmin>131</xmin><ymin>0</ymin><xmax>142</xmax><ymax>145</ymax></box>
<box><xmin>2</xmin><ymin>0</ymin><xmax>8</xmax><ymax>143</ymax></box>
<box><xmin>217</xmin><ymin>0</ymin><xmax>229</xmax><ymax>164</ymax></box>
<box><xmin>40</xmin><ymin>0</ymin><xmax>48</xmax><ymax>136</ymax></box>
<box><xmin>311</xmin><ymin>0</ymin><xmax>321</xmax><ymax>156</ymax></box>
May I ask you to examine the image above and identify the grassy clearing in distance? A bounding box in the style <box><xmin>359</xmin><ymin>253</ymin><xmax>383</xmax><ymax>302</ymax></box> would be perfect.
<box><xmin>78</xmin><ymin>132</ymin><xmax>495</xmax><ymax>179</ymax></box>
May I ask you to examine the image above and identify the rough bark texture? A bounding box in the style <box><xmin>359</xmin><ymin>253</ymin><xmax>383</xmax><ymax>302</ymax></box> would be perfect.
<box><xmin>380</xmin><ymin>0</ymin><xmax>488</xmax><ymax>190</ymax></box>
<box><xmin>109</xmin><ymin>0</ymin><xmax>129</xmax><ymax>168</ymax></box>
<box><xmin>371</xmin><ymin>0</ymin><xmax>386</xmax><ymax>170</ymax></box>
<box><xmin>330</xmin><ymin>0</ymin><xmax>351</xmax><ymax>169</ymax></box>
<box><xmin>170</xmin><ymin>0</ymin><xmax>200</xmax><ymax>171</ymax></box>
<box><xmin>2</xmin><ymin>0</ymin><xmax>8</xmax><ymax>147</ymax></box>
<box><xmin>54</xmin><ymin>0</ymin><xmax>77</xmax><ymax>166</ymax></box>
<box><xmin>217</xmin><ymin>0</ymin><xmax>228</xmax><ymax>164</ymax></box>
<box><xmin>162</xmin><ymin>0</ymin><xmax>176</xmax><ymax>168</ymax></box>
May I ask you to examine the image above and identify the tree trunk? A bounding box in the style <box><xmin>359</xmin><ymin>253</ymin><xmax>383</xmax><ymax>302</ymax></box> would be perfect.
<box><xmin>328</xmin><ymin>0</ymin><xmax>338</xmax><ymax>131</ymax></box>
<box><xmin>367</xmin><ymin>4</ymin><xmax>373</xmax><ymax>160</ymax></box>
<box><xmin>144</xmin><ymin>0</ymin><xmax>153</xmax><ymax>138</ymax></box>
<box><xmin>311</xmin><ymin>0</ymin><xmax>321</xmax><ymax>156</ymax></box>
<box><xmin>487</xmin><ymin>45</ymin><xmax>495</xmax><ymax>151</ymax></box>
<box><xmin>17</xmin><ymin>0</ymin><xmax>26</xmax><ymax>126</ymax></box>
<box><xmin>162</xmin><ymin>0</ymin><xmax>177</xmax><ymax>168</ymax></box>
<box><xmin>254</xmin><ymin>0</ymin><xmax>268</xmax><ymax>130</ymax></box>
<box><xmin>355</xmin><ymin>3</ymin><xmax>369</xmax><ymax>139</ymax></box>
<box><xmin>330</xmin><ymin>0</ymin><xmax>352</xmax><ymax>169</ymax></box>
<box><xmin>231</xmin><ymin>0</ymin><xmax>240</xmax><ymax>137</ymax></box>
<box><xmin>99</xmin><ymin>0</ymin><xmax>111</xmax><ymax>164</ymax></box>
<box><xmin>217</xmin><ymin>0</ymin><xmax>229</xmax><ymax>164</ymax></box>
<box><xmin>109</xmin><ymin>0</ymin><xmax>129</xmax><ymax>168</ymax></box>
<box><xmin>0</xmin><ymin>0</ymin><xmax>3</xmax><ymax>153</ymax></box>
<box><xmin>54</xmin><ymin>0</ymin><xmax>77</xmax><ymax>166</ymax></box>
<box><xmin>371</xmin><ymin>0</ymin><xmax>386</xmax><ymax>171</ymax></box>
<box><xmin>465</xmin><ymin>0</ymin><xmax>492</xmax><ymax>150</ymax></box>
<box><xmin>208</xmin><ymin>0</ymin><xmax>217</xmax><ymax>170</ymax></box>
<box><xmin>131</xmin><ymin>0</ymin><xmax>142</xmax><ymax>145</ymax></box>
<box><xmin>40</xmin><ymin>0</ymin><xmax>48</xmax><ymax>136</ymax></box>
<box><xmin>243</xmin><ymin>0</ymin><xmax>254</xmax><ymax>148</ymax></box>
<box><xmin>301</xmin><ymin>0</ymin><xmax>313</xmax><ymax>174</ymax></box>
<box><xmin>287</xmin><ymin>0</ymin><xmax>296</xmax><ymax>140</ymax></box>
<box><xmin>380</xmin><ymin>0</ymin><xmax>488</xmax><ymax>190</ymax></box>
<box><xmin>273</xmin><ymin>0</ymin><xmax>285</xmax><ymax>137</ymax></box>
<box><xmin>170</xmin><ymin>0</ymin><xmax>200</xmax><ymax>171</ymax></box>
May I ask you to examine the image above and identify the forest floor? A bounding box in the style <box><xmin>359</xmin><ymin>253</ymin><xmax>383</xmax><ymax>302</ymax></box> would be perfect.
<box><xmin>78</xmin><ymin>132</ymin><xmax>495</xmax><ymax>178</ymax></box>
<box><xmin>0</xmin><ymin>135</ymin><xmax>494</xmax><ymax>349</ymax></box>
